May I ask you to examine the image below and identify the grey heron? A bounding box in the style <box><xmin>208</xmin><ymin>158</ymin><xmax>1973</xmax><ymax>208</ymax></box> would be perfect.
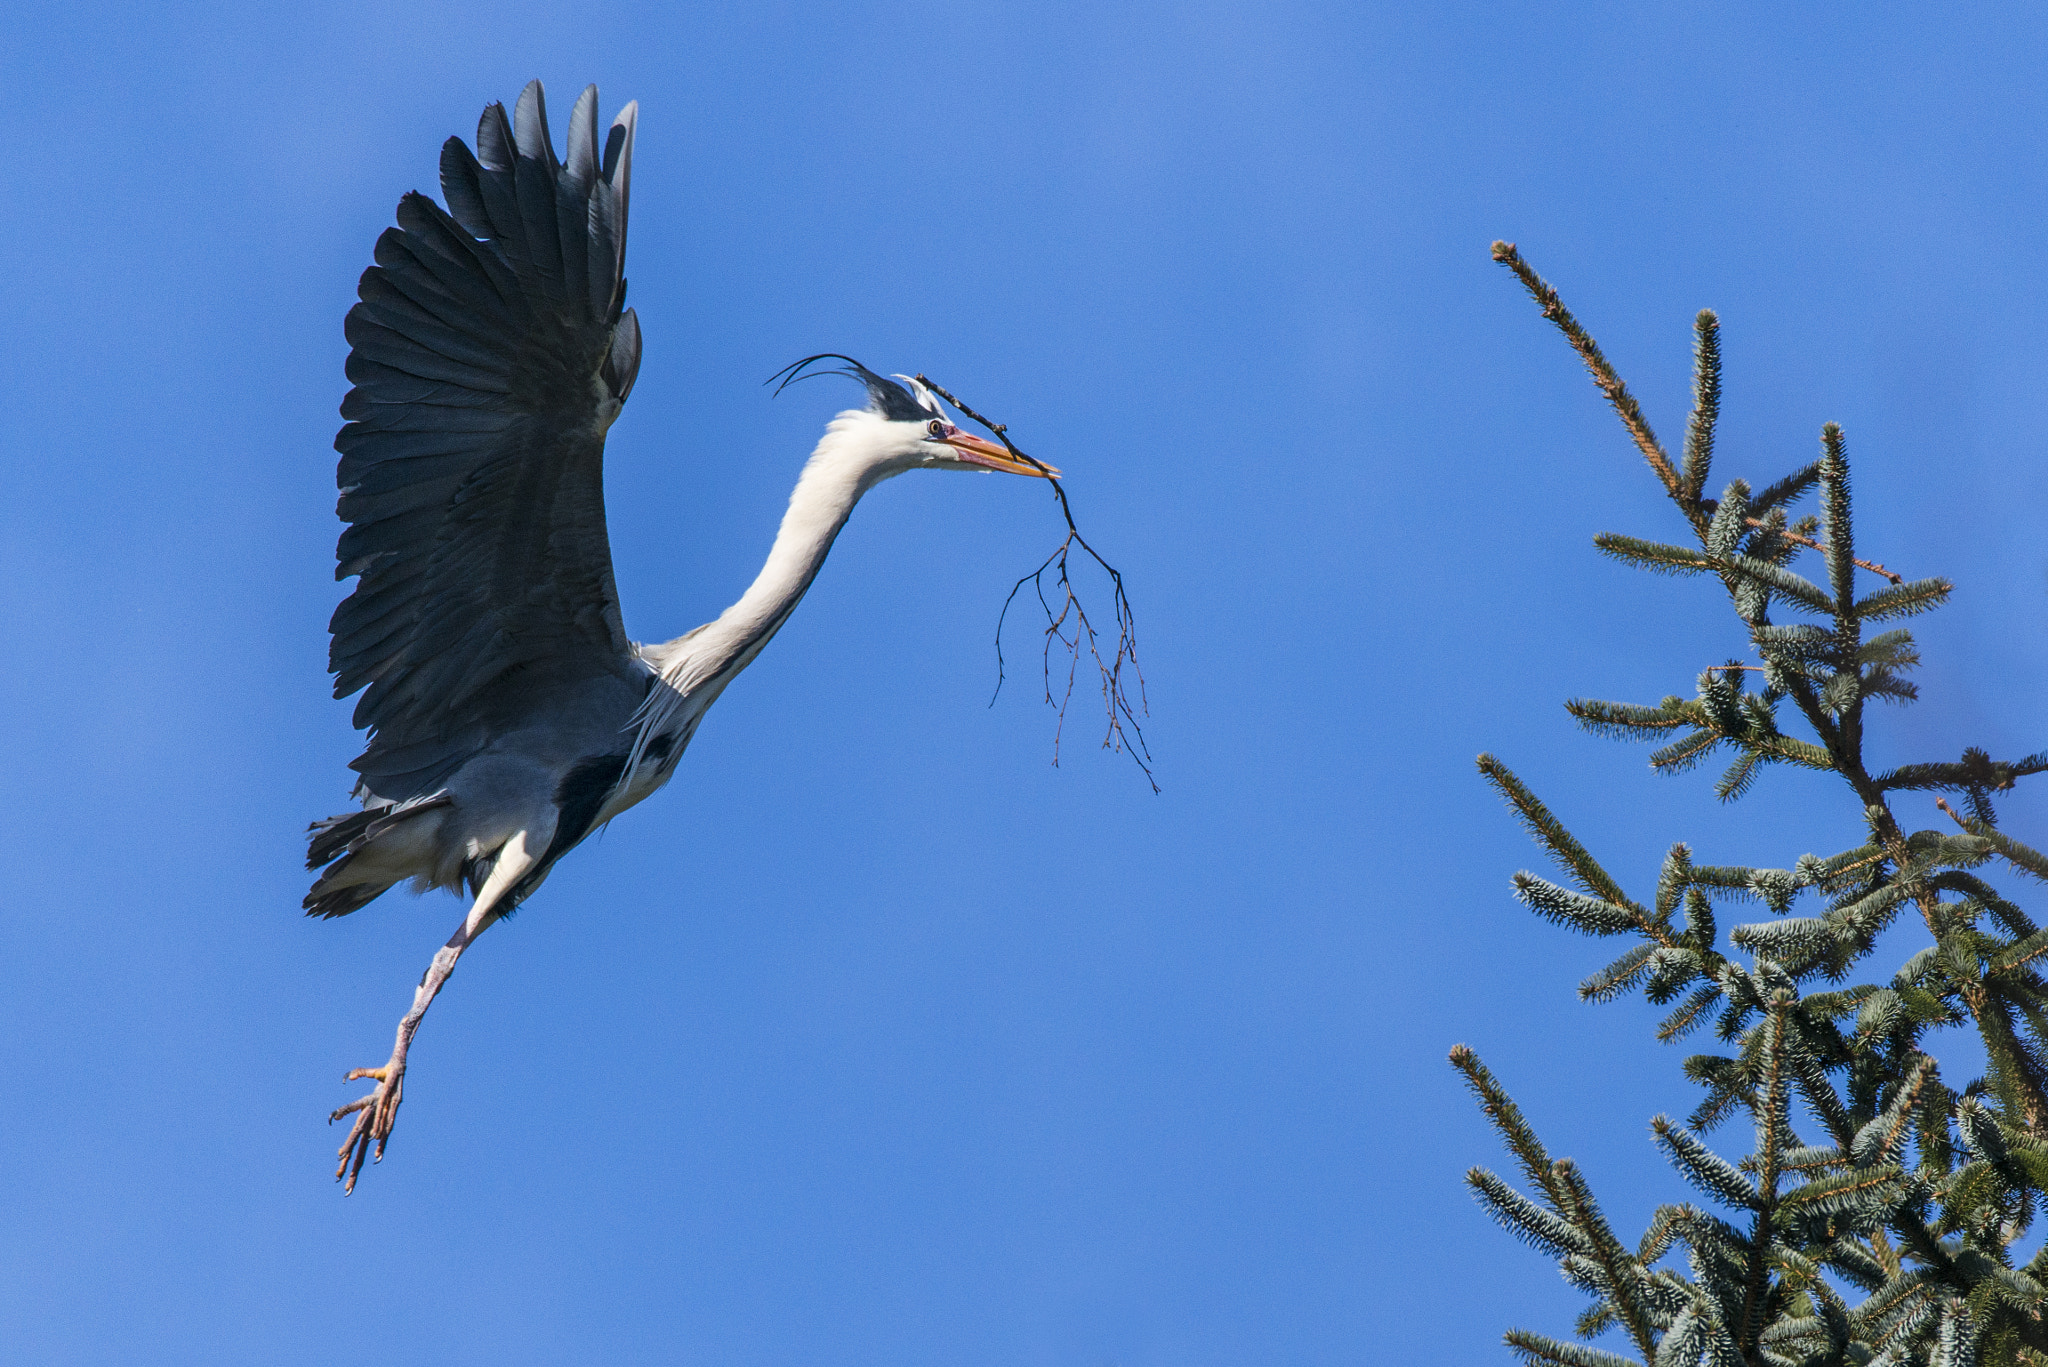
<box><xmin>309</xmin><ymin>80</ymin><xmax>1055</xmax><ymax>1192</ymax></box>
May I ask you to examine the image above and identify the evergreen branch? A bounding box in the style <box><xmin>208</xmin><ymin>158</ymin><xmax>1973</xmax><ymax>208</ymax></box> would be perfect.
<box><xmin>1491</xmin><ymin>242</ymin><xmax>1690</xmax><ymax>513</ymax></box>
<box><xmin>1516</xmin><ymin>873</ymin><xmax>1651</xmax><ymax>938</ymax></box>
<box><xmin>1926</xmin><ymin>871</ymin><xmax>2036</xmax><ymax>938</ymax></box>
<box><xmin>1859</xmin><ymin>629</ymin><xmax>1921</xmax><ymax>667</ymax></box>
<box><xmin>1572</xmin><ymin>1303</ymin><xmax>1623</xmax><ymax>1345</ymax></box>
<box><xmin>1583</xmin><ymin>943</ymin><xmax>1661</xmax><ymax>1001</ymax></box>
<box><xmin>1819</xmin><ymin>425</ymin><xmax>1857</xmax><ymax>616</ymax></box>
<box><xmin>1653</xmin><ymin>1304</ymin><xmax>1706</xmax><ymax>1367</ymax></box>
<box><xmin>1657</xmin><ymin>844</ymin><xmax>1695</xmax><ymax>919</ymax></box>
<box><xmin>1594</xmin><ymin>532</ymin><xmax>1720</xmax><ymax>576</ymax></box>
<box><xmin>1651</xmin><ymin>730</ymin><xmax>1725</xmax><ymax>774</ymax></box>
<box><xmin>1775</xmin><ymin>1164</ymin><xmax>1905</xmax><ymax>1219</ymax></box>
<box><xmin>1569</xmin><ymin>698</ymin><xmax>1699</xmax><ymax>741</ymax></box>
<box><xmin>1979</xmin><ymin>829</ymin><xmax>2048</xmax><ymax>883</ymax></box>
<box><xmin>1937</xmin><ymin>1162</ymin><xmax>1998</xmax><ymax>1234</ymax></box>
<box><xmin>1740</xmin><ymin>994</ymin><xmax>1792</xmax><ymax>1357</ymax></box>
<box><xmin>1503</xmin><ymin>1330</ymin><xmax>1645</xmax><ymax>1367</ymax></box>
<box><xmin>1857</xmin><ymin>1270</ymin><xmax>1944</xmax><ymax>1344</ymax></box>
<box><xmin>1689</xmin><ymin>1055</ymin><xmax>1750</xmax><ymax>1133</ymax></box>
<box><xmin>1451</xmin><ymin>1045</ymin><xmax>1563</xmax><ymax>1197</ymax></box>
<box><xmin>1747</xmin><ymin>734</ymin><xmax>1836</xmax><ymax>772</ymax></box>
<box><xmin>1824</xmin><ymin>1239</ymin><xmax>1893</xmax><ymax>1291</ymax></box>
<box><xmin>1988</xmin><ymin>926</ymin><xmax>2048</xmax><ymax>978</ymax></box>
<box><xmin>1680</xmin><ymin>887</ymin><xmax>1721</xmax><ymax>955</ymax></box>
<box><xmin>1853</xmin><ymin>1060</ymin><xmax>1934</xmax><ymax>1167</ymax></box>
<box><xmin>1810</xmin><ymin>846</ymin><xmax>1887</xmax><ymax>891</ymax></box>
<box><xmin>1639</xmin><ymin>1203</ymin><xmax>1693</xmax><ymax>1266</ymax></box>
<box><xmin>1690</xmin><ymin>865</ymin><xmax>1767</xmax><ymax>893</ymax></box>
<box><xmin>1729</xmin><ymin>916</ymin><xmax>1835</xmax><ymax>963</ymax></box>
<box><xmin>1714</xmin><ymin>749</ymin><xmax>1764</xmax><ymax>803</ymax></box>
<box><xmin>1933</xmin><ymin>1301</ymin><xmax>1981</xmax><ymax>1367</ymax></box>
<box><xmin>1774</xmin><ymin>1145</ymin><xmax>1850</xmax><ymax>1176</ymax></box>
<box><xmin>1470</xmin><ymin>1167</ymin><xmax>1591</xmax><ymax>1260</ymax></box>
<box><xmin>1682</xmin><ymin>311</ymin><xmax>1721</xmax><ymax>504</ymax></box>
<box><xmin>1660</xmin><ymin>986</ymin><xmax>1724</xmax><ymax>1043</ymax></box>
<box><xmin>1480</xmin><ymin>755</ymin><xmax>1635</xmax><ymax>906</ymax></box>
<box><xmin>1877</xmin><ymin>750</ymin><xmax>2048</xmax><ymax>798</ymax></box>
<box><xmin>1706</xmin><ymin>482</ymin><xmax>1752</xmax><ymax>562</ymax></box>
<box><xmin>1653</xmin><ymin>1116</ymin><xmax>1761</xmax><ymax>1210</ymax></box>
<box><xmin>1854</xmin><ymin>578</ymin><xmax>1953</xmax><ymax>620</ymax></box>
<box><xmin>1746</xmin><ymin>868</ymin><xmax>1803</xmax><ymax>915</ymax></box>
<box><xmin>1786</xmin><ymin>1041</ymin><xmax>1859</xmax><ymax>1150</ymax></box>
<box><xmin>1552</xmin><ymin>1158</ymin><xmax>1664</xmax><ymax>1362</ymax></box>
<box><xmin>1723</xmin><ymin>554</ymin><xmax>1836</xmax><ymax>615</ymax></box>
<box><xmin>1644</xmin><ymin>949</ymin><xmax>1712</xmax><ymax>1006</ymax></box>
<box><xmin>1749</xmin><ymin>463</ymin><xmax>1822</xmax><ymax>518</ymax></box>
<box><xmin>1880</xmin><ymin>767</ymin><xmax>2020</xmax><ymax>796</ymax></box>
<box><xmin>1753</xmin><ymin>622</ymin><xmax>1834</xmax><ymax>660</ymax></box>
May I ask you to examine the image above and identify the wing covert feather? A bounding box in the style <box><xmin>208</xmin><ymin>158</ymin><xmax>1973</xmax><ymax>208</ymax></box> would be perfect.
<box><xmin>330</xmin><ymin>81</ymin><xmax>643</xmax><ymax>800</ymax></box>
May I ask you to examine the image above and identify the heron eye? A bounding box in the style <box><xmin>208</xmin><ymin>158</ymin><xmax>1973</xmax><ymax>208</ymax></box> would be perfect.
<box><xmin>927</xmin><ymin>419</ymin><xmax>947</xmax><ymax>438</ymax></box>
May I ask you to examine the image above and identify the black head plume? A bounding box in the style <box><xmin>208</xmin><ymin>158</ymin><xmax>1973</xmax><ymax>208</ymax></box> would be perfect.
<box><xmin>766</xmin><ymin>354</ymin><xmax>938</xmax><ymax>422</ymax></box>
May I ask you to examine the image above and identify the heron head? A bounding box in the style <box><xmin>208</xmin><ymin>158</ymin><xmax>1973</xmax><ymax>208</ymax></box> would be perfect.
<box><xmin>768</xmin><ymin>354</ymin><xmax>1059</xmax><ymax>480</ymax></box>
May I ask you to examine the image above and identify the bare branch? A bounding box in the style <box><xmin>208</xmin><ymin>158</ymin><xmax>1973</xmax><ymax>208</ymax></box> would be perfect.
<box><xmin>1743</xmin><ymin>516</ymin><xmax>1904</xmax><ymax>584</ymax></box>
<box><xmin>915</xmin><ymin>375</ymin><xmax>1157</xmax><ymax>792</ymax></box>
<box><xmin>1491</xmin><ymin>241</ymin><xmax>1689</xmax><ymax>513</ymax></box>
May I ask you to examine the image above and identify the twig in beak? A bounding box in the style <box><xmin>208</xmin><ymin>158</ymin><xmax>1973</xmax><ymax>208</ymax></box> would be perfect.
<box><xmin>915</xmin><ymin>375</ymin><xmax>1156</xmax><ymax>792</ymax></box>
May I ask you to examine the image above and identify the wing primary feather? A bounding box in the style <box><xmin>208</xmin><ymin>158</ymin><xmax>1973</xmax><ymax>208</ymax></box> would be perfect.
<box><xmin>585</xmin><ymin>192</ymin><xmax>617</xmax><ymax>317</ymax></box>
<box><xmin>560</xmin><ymin>86</ymin><xmax>601</xmax><ymax>308</ymax></box>
<box><xmin>393</xmin><ymin>193</ymin><xmax>523</xmax><ymax>310</ymax></box>
<box><xmin>343</xmin><ymin>312</ymin><xmax>512</xmax><ymax>392</ymax></box>
<box><xmin>475</xmin><ymin>101</ymin><xmax>514</xmax><ymax>171</ymax></box>
<box><xmin>556</xmin><ymin>180</ymin><xmax>591</xmax><ymax>313</ymax></box>
<box><xmin>605</xmin><ymin>104</ymin><xmax>636</xmax><ymax>267</ymax></box>
<box><xmin>512</xmin><ymin>80</ymin><xmax>558</xmax><ymax>170</ymax></box>
<box><xmin>514</xmin><ymin>153</ymin><xmax>567</xmax><ymax>301</ymax></box>
<box><xmin>370</xmin><ymin>230</ymin><xmax>514</xmax><ymax>334</ymax></box>
<box><xmin>605</xmin><ymin>308</ymin><xmax>641</xmax><ymax>401</ymax></box>
<box><xmin>439</xmin><ymin>136</ymin><xmax>494</xmax><ymax>239</ymax></box>
<box><xmin>566</xmin><ymin>86</ymin><xmax>598</xmax><ymax>187</ymax></box>
<box><xmin>355</xmin><ymin>272</ymin><xmax>511</xmax><ymax>371</ymax></box>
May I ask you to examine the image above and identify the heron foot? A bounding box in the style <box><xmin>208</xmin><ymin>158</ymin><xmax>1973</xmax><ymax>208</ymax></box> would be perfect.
<box><xmin>329</xmin><ymin>1055</ymin><xmax>406</xmax><ymax>1194</ymax></box>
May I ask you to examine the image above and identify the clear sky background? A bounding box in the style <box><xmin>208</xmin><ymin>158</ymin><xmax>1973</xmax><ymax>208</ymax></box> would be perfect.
<box><xmin>5</xmin><ymin>2</ymin><xmax>2048</xmax><ymax>1363</ymax></box>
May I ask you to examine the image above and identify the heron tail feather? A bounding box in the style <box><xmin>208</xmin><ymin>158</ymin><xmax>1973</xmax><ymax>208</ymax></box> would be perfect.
<box><xmin>303</xmin><ymin>792</ymin><xmax>454</xmax><ymax>918</ymax></box>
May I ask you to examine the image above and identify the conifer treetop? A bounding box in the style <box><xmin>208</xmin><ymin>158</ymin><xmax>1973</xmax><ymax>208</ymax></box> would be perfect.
<box><xmin>1463</xmin><ymin>245</ymin><xmax>2048</xmax><ymax>1367</ymax></box>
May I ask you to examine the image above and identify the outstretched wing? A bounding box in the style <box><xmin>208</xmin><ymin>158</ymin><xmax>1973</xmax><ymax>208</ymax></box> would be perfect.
<box><xmin>329</xmin><ymin>82</ymin><xmax>645</xmax><ymax>800</ymax></box>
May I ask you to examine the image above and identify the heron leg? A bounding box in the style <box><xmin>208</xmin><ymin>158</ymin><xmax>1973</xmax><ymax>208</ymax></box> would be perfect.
<box><xmin>329</xmin><ymin>829</ymin><xmax>538</xmax><ymax>1193</ymax></box>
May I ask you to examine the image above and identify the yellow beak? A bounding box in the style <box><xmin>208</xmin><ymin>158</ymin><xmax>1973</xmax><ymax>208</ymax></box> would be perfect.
<box><xmin>942</xmin><ymin>431</ymin><xmax>1060</xmax><ymax>479</ymax></box>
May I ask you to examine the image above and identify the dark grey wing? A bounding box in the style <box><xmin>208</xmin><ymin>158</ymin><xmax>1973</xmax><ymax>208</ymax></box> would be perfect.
<box><xmin>329</xmin><ymin>82</ymin><xmax>646</xmax><ymax>800</ymax></box>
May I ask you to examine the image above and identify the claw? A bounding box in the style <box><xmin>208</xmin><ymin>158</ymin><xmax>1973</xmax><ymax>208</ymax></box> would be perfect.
<box><xmin>328</xmin><ymin>1095</ymin><xmax>371</xmax><ymax>1122</ymax></box>
<box><xmin>331</xmin><ymin>1060</ymin><xmax>406</xmax><ymax>1194</ymax></box>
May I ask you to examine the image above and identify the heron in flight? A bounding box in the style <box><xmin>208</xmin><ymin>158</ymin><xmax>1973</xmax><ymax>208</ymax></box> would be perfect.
<box><xmin>309</xmin><ymin>80</ymin><xmax>1055</xmax><ymax>1192</ymax></box>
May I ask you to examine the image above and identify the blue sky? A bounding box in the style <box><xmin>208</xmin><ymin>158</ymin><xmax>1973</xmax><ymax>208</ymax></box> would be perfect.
<box><xmin>6</xmin><ymin>2</ymin><xmax>2048</xmax><ymax>1362</ymax></box>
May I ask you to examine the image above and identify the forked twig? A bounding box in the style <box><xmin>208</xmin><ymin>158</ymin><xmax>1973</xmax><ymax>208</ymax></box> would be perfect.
<box><xmin>915</xmin><ymin>375</ymin><xmax>1156</xmax><ymax>792</ymax></box>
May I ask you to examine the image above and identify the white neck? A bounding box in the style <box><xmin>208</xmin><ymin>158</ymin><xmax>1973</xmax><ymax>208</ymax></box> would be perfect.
<box><xmin>647</xmin><ymin>410</ymin><xmax>909</xmax><ymax>700</ymax></box>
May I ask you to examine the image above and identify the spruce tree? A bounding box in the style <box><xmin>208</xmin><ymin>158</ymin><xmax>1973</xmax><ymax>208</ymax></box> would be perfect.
<box><xmin>1460</xmin><ymin>243</ymin><xmax>2048</xmax><ymax>1367</ymax></box>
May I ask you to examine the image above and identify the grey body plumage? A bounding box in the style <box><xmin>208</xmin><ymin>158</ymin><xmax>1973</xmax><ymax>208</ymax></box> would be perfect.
<box><xmin>308</xmin><ymin>81</ymin><xmax>1056</xmax><ymax>1191</ymax></box>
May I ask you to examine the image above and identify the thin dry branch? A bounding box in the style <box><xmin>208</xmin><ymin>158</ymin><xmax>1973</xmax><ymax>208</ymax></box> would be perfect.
<box><xmin>1492</xmin><ymin>240</ymin><xmax>1686</xmax><ymax>506</ymax></box>
<box><xmin>914</xmin><ymin>375</ymin><xmax>1156</xmax><ymax>792</ymax></box>
<box><xmin>1744</xmin><ymin>516</ymin><xmax>1904</xmax><ymax>585</ymax></box>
